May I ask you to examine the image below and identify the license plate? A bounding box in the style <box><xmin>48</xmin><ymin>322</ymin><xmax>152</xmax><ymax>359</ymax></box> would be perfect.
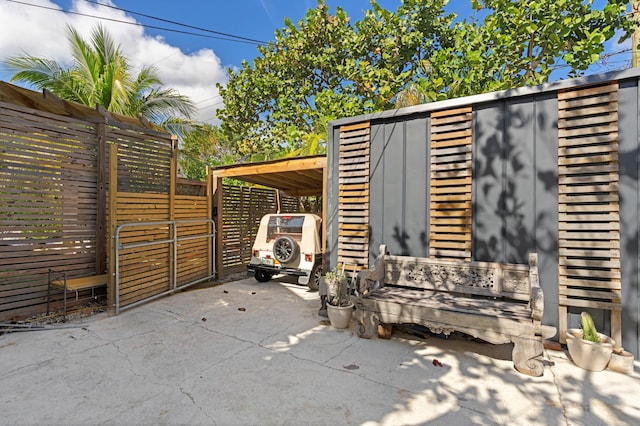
<box><xmin>261</xmin><ymin>258</ymin><xmax>274</xmax><ymax>266</ymax></box>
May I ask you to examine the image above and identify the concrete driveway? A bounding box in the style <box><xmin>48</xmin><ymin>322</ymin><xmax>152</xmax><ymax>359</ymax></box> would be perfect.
<box><xmin>1</xmin><ymin>277</ymin><xmax>639</xmax><ymax>425</ymax></box>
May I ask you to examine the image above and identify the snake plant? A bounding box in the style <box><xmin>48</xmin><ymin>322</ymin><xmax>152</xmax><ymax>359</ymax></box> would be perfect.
<box><xmin>580</xmin><ymin>312</ymin><xmax>600</xmax><ymax>343</ymax></box>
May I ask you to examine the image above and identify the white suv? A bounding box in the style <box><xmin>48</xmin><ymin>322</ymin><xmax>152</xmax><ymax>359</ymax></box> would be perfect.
<box><xmin>247</xmin><ymin>213</ymin><xmax>323</xmax><ymax>290</ymax></box>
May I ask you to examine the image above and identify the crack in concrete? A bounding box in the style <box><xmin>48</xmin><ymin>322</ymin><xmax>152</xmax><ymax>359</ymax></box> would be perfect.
<box><xmin>547</xmin><ymin>350</ymin><xmax>570</xmax><ymax>426</ymax></box>
<box><xmin>98</xmin><ymin>389</ymin><xmax>170</xmax><ymax>425</ymax></box>
<box><xmin>0</xmin><ymin>356</ymin><xmax>60</xmax><ymax>378</ymax></box>
<box><xmin>179</xmin><ymin>384</ymin><xmax>217</xmax><ymax>425</ymax></box>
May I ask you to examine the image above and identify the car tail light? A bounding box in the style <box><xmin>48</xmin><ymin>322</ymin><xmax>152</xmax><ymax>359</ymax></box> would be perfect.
<box><xmin>305</xmin><ymin>253</ymin><xmax>312</xmax><ymax>262</ymax></box>
<box><xmin>253</xmin><ymin>249</ymin><xmax>259</xmax><ymax>257</ymax></box>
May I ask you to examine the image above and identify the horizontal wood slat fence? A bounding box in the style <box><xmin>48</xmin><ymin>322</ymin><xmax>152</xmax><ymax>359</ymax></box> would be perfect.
<box><xmin>0</xmin><ymin>83</ymin><xmax>218</xmax><ymax>320</ymax></box>
<box><xmin>111</xmin><ymin>191</ymin><xmax>213</xmax><ymax>311</ymax></box>
<box><xmin>429</xmin><ymin>106</ymin><xmax>473</xmax><ymax>260</ymax></box>
<box><xmin>220</xmin><ymin>184</ymin><xmax>299</xmax><ymax>273</ymax></box>
<box><xmin>1</xmin><ymin>95</ymin><xmax>103</xmax><ymax>320</ymax></box>
<box><xmin>557</xmin><ymin>82</ymin><xmax>622</xmax><ymax>345</ymax></box>
<box><xmin>337</xmin><ymin>121</ymin><xmax>371</xmax><ymax>271</ymax></box>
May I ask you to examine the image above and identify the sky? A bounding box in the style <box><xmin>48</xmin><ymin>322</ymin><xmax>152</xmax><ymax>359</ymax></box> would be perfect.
<box><xmin>0</xmin><ymin>0</ymin><xmax>632</xmax><ymax>124</ymax></box>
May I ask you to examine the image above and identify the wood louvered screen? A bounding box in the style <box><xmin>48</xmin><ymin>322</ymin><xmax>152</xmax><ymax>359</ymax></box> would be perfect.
<box><xmin>0</xmin><ymin>101</ymin><xmax>100</xmax><ymax>319</ymax></box>
<box><xmin>222</xmin><ymin>185</ymin><xmax>276</xmax><ymax>270</ymax></box>
<box><xmin>338</xmin><ymin>122</ymin><xmax>370</xmax><ymax>270</ymax></box>
<box><xmin>429</xmin><ymin>107</ymin><xmax>473</xmax><ymax>260</ymax></box>
<box><xmin>557</xmin><ymin>82</ymin><xmax>621</xmax><ymax>345</ymax></box>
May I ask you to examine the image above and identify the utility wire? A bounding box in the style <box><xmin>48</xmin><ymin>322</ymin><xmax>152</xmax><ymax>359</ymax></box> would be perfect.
<box><xmin>5</xmin><ymin>0</ymin><xmax>265</xmax><ymax>45</ymax></box>
<box><xmin>81</xmin><ymin>0</ymin><xmax>267</xmax><ymax>44</ymax></box>
<box><xmin>545</xmin><ymin>48</ymin><xmax>632</xmax><ymax>71</ymax></box>
<box><xmin>195</xmin><ymin>94</ymin><xmax>223</xmax><ymax>104</ymax></box>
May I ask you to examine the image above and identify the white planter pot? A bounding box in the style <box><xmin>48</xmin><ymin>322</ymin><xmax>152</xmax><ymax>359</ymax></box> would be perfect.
<box><xmin>327</xmin><ymin>303</ymin><xmax>353</xmax><ymax>329</ymax></box>
<box><xmin>565</xmin><ymin>329</ymin><xmax>614</xmax><ymax>372</ymax></box>
<box><xmin>608</xmin><ymin>350</ymin><xmax>634</xmax><ymax>375</ymax></box>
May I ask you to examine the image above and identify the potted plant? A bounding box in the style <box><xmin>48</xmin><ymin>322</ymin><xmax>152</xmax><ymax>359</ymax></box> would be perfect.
<box><xmin>323</xmin><ymin>266</ymin><xmax>353</xmax><ymax>329</ymax></box>
<box><xmin>565</xmin><ymin>312</ymin><xmax>615</xmax><ymax>371</ymax></box>
<box><xmin>608</xmin><ymin>347</ymin><xmax>635</xmax><ymax>374</ymax></box>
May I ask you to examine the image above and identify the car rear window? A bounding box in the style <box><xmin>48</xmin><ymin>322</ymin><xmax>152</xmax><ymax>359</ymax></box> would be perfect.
<box><xmin>267</xmin><ymin>215</ymin><xmax>305</xmax><ymax>240</ymax></box>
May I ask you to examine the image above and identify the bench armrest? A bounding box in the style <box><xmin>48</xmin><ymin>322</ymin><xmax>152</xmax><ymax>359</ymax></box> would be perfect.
<box><xmin>528</xmin><ymin>253</ymin><xmax>543</xmax><ymax>321</ymax></box>
<box><xmin>356</xmin><ymin>244</ymin><xmax>387</xmax><ymax>296</ymax></box>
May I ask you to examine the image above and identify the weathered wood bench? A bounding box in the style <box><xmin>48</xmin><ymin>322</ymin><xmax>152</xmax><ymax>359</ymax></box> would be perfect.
<box><xmin>47</xmin><ymin>271</ymin><xmax>107</xmax><ymax>321</ymax></box>
<box><xmin>352</xmin><ymin>244</ymin><xmax>556</xmax><ymax>376</ymax></box>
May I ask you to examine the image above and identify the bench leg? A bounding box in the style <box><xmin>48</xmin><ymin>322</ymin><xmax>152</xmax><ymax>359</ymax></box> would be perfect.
<box><xmin>62</xmin><ymin>273</ymin><xmax>68</xmax><ymax>322</ymax></box>
<box><xmin>378</xmin><ymin>323</ymin><xmax>393</xmax><ymax>339</ymax></box>
<box><xmin>512</xmin><ymin>335</ymin><xmax>544</xmax><ymax>377</ymax></box>
<box><xmin>354</xmin><ymin>309</ymin><xmax>377</xmax><ymax>339</ymax></box>
<box><xmin>47</xmin><ymin>269</ymin><xmax>52</xmax><ymax>315</ymax></box>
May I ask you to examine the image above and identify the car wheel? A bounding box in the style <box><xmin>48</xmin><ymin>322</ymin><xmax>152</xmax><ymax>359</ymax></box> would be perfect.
<box><xmin>254</xmin><ymin>270</ymin><xmax>272</xmax><ymax>283</ymax></box>
<box><xmin>273</xmin><ymin>235</ymin><xmax>299</xmax><ymax>263</ymax></box>
<box><xmin>307</xmin><ymin>263</ymin><xmax>322</xmax><ymax>291</ymax></box>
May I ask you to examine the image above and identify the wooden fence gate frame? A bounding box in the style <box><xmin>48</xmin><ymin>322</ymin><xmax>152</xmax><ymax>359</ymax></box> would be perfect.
<box><xmin>113</xmin><ymin>219</ymin><xmax>215</xmax><ymax>314</ymax></box>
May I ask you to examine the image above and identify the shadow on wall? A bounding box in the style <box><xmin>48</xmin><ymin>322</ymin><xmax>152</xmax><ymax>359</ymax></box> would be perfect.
<box><xmin>473</xmin><ymin>101</ymin><xmax>558</xmax><ymax>265</ymax></box>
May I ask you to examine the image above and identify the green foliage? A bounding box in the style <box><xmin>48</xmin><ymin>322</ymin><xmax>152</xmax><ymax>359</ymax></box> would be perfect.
<box><xmin>325</xmin><ymin>265</ymin><xmax>350</xmax><ymax>307</ymax></box>
<box><xmin>4</xmin><ymin>24</ymin><xmax>195</xmax><ymax>132</ymax></box>
<box><xmin>217</xmin><ymin>0</ymin><xmax>454</xmax><ymax>157</ymax></box>
<box><xmin>472</xmin><ymin>0</ymin><xmax>631</xmax><ymax>83</ymax></box>
<box><xmin>178</xmin><ymin>124</ymin><xmax>235</xmax><ymax>180</ymax></box>
<box><xmin>217</xmin><ymin>3</ymin><xmax>357</xmax><ymax>158</ymax></box>
<box><xmin>580</xmin><ymin>311</ymin><xmax>600</xmax><ymax>343</ymax></box>
<box><xmin>217</xmin><ymin>0</ymin><xmax>632</xmax><ymax>161</ymax></box>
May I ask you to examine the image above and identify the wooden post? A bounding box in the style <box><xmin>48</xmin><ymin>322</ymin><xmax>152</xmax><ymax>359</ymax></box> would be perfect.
<box><xmin>107</xmin><ymin>143</ymin><xmax>118</xmax><ymax>314</ymax></box>
<box><xmin>95</xmin><ymin>122</ymin><xmax>107</xmax><ymax>275</ymax></box>
<box><xmin>322</xmin><ymin>163</ymin><xmax>327</xmax><ymax>272</ymax></box>
<box><xmin>213</xmin><ymin>176</ymin><xmax>224</xmax><ymax>279</ymax></box>
<box><xmin>611</xmin><ymin>310</ymin><xmax>622</xmax><ymax>350</ymax></box>
<box><xmin>206</xmin><ymin>166</ymin><xmax>213</xmax><ymax>278</ymax></box>
<box><xmin>169</xmin><ymin>135</ymin><xmax>177</xmax><ymax>221</ymax></box>
<box><xmin>247</xmin><ymin>186</ymin><xmax>254</xmax><ymax>263</ymax></box>
<box><xmin>169</xmin><ymin>135</ymin><xmax>177</xmax><ymax>289</ymax></box>
<box><xmin>558</xmin><ymin>305</ymin><xmax>568</xmax><ymax>344</ymax></box>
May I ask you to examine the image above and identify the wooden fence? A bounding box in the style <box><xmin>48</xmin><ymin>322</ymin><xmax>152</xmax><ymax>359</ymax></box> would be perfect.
<box><xmin>557</xmin><ymin>81</ymin><xmax>622</xmax><ymax>343</ymax></box>
<box><xmin>1</xmin><ymin>82</ymin><xmax>293</xmax><ymax>321</ymax></box>
<box><xmin>1</xmin><ymin>86</ymin><xmax>105</xmax><ymax>320</ymax></box>
<box><xmin>220</xmin><ymin>184</ymin><xmax>299</xmax><ymax>273</ymax></box>
<box><xmin>337</xmin><ymin>122</ymin><xmax>371</xmax><ymax>270</ymax></box>
<box><xmin>429</xmin><ymin>106</ymin><xmax>473</xmax><ymax>261</ymax></box>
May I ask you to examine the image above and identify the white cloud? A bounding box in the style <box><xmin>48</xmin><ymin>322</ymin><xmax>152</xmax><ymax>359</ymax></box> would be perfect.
<box><xmin>0</xmin><ymin>0</ymin><xmax>227</xmax><ymax>124</ymax></box>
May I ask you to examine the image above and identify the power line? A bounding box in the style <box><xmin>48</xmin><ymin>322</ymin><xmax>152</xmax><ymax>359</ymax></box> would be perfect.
<box><xmin>547</xmin><ymin>48</ymin><xmax>632</xmax><ymax>71</ymax></box>
<box><xmin>195</xmin><ymin>94</ymin><xmax>223</xmax><ymax>105</ymax></box>
<box><xmin>5</xmin><ymin>0</ymin><xmax>265</xmax><ymax>45</ymax></box>
<box><xmin>199</xmin><ymin>100</ymin><xmax>225</xmax><ymax>110</ymax></box>
<box><xmin>81</xmin><ymin>0</ymin><xmax>267</xmax><ymax>44</ymax></box>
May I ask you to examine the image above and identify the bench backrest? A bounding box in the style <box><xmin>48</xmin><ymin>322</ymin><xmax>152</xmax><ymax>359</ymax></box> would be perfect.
<box><xmin>383</xmin><ymin>254</ymin><xmax>535</xmax><ymax>302</ymax></box>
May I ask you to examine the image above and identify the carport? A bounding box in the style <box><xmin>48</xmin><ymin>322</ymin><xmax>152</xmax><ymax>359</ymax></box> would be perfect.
<box><xmin>211</xmin><ymin>155</ymin><xmax>327</xmax><ymax>278</ymax></box>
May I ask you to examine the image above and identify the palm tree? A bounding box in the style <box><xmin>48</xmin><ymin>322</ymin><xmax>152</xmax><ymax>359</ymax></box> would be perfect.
<box><xmin>4</xmin><ymin>24</ymin><xmax>195</xmax><ymax>132</ymax></box>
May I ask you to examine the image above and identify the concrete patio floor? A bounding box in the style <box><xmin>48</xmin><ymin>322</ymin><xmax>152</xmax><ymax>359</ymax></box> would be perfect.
<box><xmin>1</xmin><ymin>277</ymin><xmax>639</xmax><ymax>426</ymax></box>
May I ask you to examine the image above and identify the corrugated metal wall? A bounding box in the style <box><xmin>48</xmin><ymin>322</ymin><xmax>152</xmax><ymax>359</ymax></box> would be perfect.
<box><xmin>327</xmin><ymin>69</ymin><xmax>640</xmax><ymax>358</ymax></box>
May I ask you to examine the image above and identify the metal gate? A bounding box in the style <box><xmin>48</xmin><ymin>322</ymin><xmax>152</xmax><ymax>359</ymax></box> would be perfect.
<box><xmin>114</xmin><ymin>219</ymin><xmax>215</xmax><ymax>314</ymax></box>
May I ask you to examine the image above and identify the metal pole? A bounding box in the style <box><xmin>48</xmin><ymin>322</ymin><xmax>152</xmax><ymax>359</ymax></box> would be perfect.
<box><xmin>172</xmin><ymin>221</ymin><xmax>177</xmax><ymax>290</ymax></box>
<box><xmin>114</xmin><ymin>224</ymin><xmax>120</xmax><ymax>315</ymax></box>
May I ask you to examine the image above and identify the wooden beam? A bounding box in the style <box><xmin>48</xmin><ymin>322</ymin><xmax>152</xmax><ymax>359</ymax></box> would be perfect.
<box><xmin>280</xmin><ymin>187</ymin><xmax>324</xmax><ymax>197</ymax></box>
<box><xmin>207</xmin><ymin>166</ymin><xmax>213</xmax><ymax>278</ymax></box>
<box><xmin>214</xmin><ymin>177</ymin><xmax>224</xmax><ymax>280</ymax></box>
<box><xmin>322</xmin><ymin>164</ymin><xmax>327</xmax><ymax>272</ymax></box>
<box><xmin>212</xmin><ymin>156</ymin><xmax>326</xmax><ymax>179</ymax></box>
<box><xmin>96</xmin><ymin>122</ymin><xmax>107</xmax><ymax>275</ymax></box>
<box><xmin>170</xmin><ymin>136</ymin><xmax>177</xmax><ymax>221</ymax></box>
